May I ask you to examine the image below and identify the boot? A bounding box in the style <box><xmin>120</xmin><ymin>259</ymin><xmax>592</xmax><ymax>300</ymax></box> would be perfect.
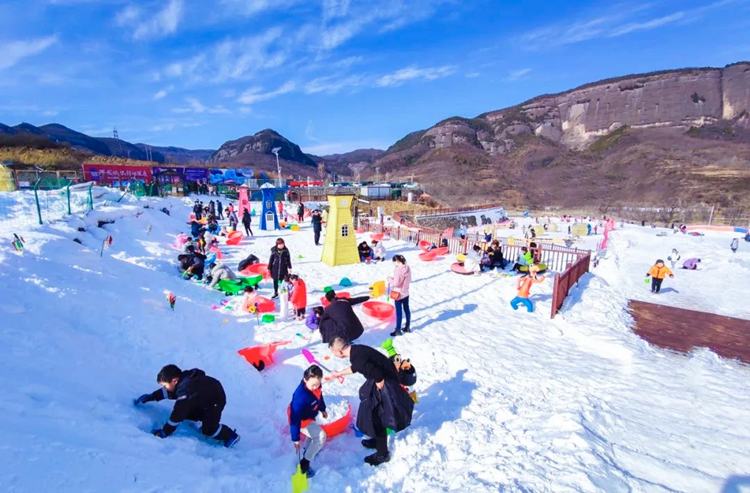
<box><xmin>361</xmin><ymin>438</ymin><xmax>377</xmax><ymax>449</ymax></box>
<box><xmin>224</xmin><ymin>429</ymin><xmax>240</xmax><ymax>448</ymax></box>
<box><xmin>389</xmin><ymin>329</ymin><xmax>403</xmax><ymax>337</ymax></box>
<box><xmin>299</xmin><ymin>458</ymin><xmax>315</xmax><ymax>477</ymax></box>
<box><xmin>364</xmin><ymin>452</ymin><xmax>390</xmax><ymax>466</ymax></box>
<box><xmin>403</xmin><ymin>323</ymin><xmax>411</xmax><ymax>333</ymax></box>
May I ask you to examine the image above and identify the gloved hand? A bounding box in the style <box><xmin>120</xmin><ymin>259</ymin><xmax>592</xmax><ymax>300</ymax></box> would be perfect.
<box><xmin>133</xmin><ymin>394</ymin><xmax>151</xmax><ymax>405</ymax></box>
<box><xmin>152</xmin><ymin>429</ymin><xmax>167</xmax><ymax>438</ymax></box>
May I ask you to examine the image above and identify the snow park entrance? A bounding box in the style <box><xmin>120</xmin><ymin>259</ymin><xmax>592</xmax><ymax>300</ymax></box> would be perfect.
<box><xmin>1</xmin><ymin>189</ymin><xmax>749</xmax><ymax>492</ymax></box>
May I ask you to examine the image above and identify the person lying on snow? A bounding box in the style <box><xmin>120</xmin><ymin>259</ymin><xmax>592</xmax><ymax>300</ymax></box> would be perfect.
<box><xmin>133</xmin><ymin>364</ymin><xmax>240</xmax><ymax>447</ymax></box>
<box><xmin>646</xmin><ymin>259</ymin><xmax>674</xmax><ymax>294</ymax></box>
<box><xmin>682</xmin><ymin>258</ymin><xmax>700</xmax><ymax>270</ymax></box>
<box><xmin>329</xmin><ymin>338</ymin><xmax>414</xmax><ymax>466</ymax></box>
<box><xmin>319</xmin><ymin>290</ymin><xmax>370</xmax><ymax>343</ymax></box>
<box><xmin>237</xmin><ymin>253</ymin><xmax>260</xmax><ymax>272</ymax></box>
<box><xmin>305</xmin><ymin>306</ymin><xmax>324</xmax><ymax>331</ymax></box>
<box><xmin>288</xmin><ymin>365</ymin><xmax>328</xmax><ymax>478</ymax></box>
<box><xmin>188</xmin><ymin>218</ymin><xmax>203</xmax><ymax>239</ymax></box>
<box><xmin>207</xmin><ymin>262</ymin><xmax>237</xmax><ymax>289</ymax></box>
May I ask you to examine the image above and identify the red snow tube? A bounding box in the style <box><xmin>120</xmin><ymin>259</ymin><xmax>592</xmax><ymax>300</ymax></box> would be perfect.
<box><xmin>418</xmin><ymin>240</ymin><xmax>431</xmax><ymax>252</ymax></box>
<box><xmin>451</xmin><ymin>262</ymin><xmax>474</xmax><ymax>275</ymax></box>
<box><xmin>244</xmin><ymin>263</ymin><xmax>270</xmax><ymax>280</ymax></box>
<box><xmin>208</xmin><ymin>246</ymin><xmax>223</xmax><ymax>260</ymax></box>
<box><xmin>432</xmin><ymin>246</ymin><xmax>449</xmax><ymax>257</ymax></box>
<box><xmin>370</xmin><ymin>233</ymin><xmax>384</xmax><ymax>241</ymax></box>
<box><xmin>321</xmin><ymin>292</ymin><xmax>350</xmax><ymax>307</ymax></box>
<box><xmin>419</xmin><ymin>250</ymin><xmax>438</xmax><ymax>261</ymax></box>
<box><xmin>237</xmin><ymin>340</ymin><xmax>290</xmax><ymax>370</ymax></box>
<box><xmin>252</xmin><ymin>296</ymin><xmax>276</xmax><ymax>313</ymax></box>
<box><xmin>226</xmin><ymin>231</ymin><xmax>243</xmax><ymax>246</ymax></box>
<box><xmin>321</xmin><ymin>403</ymin><xmax>352</xmax><ymax>438</ymax></box>
<box><xmin>362</xmin><ymin>301</ymin><xmax>395</xmax><ymax>319</ymax></box>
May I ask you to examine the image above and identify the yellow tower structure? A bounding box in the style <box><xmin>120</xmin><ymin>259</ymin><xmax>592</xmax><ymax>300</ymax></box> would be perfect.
<box><xmin>321</xmin><ymin>190</ymin><xmax>360</xmax><ymax>267</ymax></box>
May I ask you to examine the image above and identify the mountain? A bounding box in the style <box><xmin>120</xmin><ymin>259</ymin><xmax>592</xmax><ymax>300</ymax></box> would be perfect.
<box><xmin>0</xmin><ymin>123</ymin><xmax>18</xmax><ymax>135</ymax></box>
<box><xmin>367</xmin><ymin>61</ymin><xmax>750</xmax><ymax>208</ymax></box>
<box><xmin>208</xmin><ymin>129</ymin><xmax>324</xmax><ymax>177</ymax></box>
<box><xmin>313</xmin><ymin>149</ymin><xmax>384</xmax><ymax>175</ymax></box>
<box><xmin>135</xmin><ymin>145</ymin><xmax>214</xmax><ymax>165</ymax></box>
<box><xmin>95</xmin><ymin>138</ymin><xmax>165</xmax><ymax>163</ymax></box>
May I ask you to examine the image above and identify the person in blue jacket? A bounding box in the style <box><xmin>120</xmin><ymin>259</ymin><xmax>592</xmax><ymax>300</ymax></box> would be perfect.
<box><xmin>288</xmin><ymin>365</ymin><xmax>328</xmax><ymax>477</ymax></box>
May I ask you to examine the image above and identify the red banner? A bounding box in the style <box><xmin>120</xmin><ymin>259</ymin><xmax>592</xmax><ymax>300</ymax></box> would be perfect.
<box><xmin>289</xmin><ymin>180</ymin><xmax>324</xmax><ymax>187</ymax></box>
<box><xmin>83</xmin><ymin>164</ymin><xmax>153</xmax><ymax>183</ymax></box>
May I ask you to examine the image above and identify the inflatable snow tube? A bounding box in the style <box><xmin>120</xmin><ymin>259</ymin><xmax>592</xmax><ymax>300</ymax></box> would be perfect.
<box><xmin>209</xmin><ymin>246</ymin><xmax>223</xmax><ymax>260</ymax></box>
<box><xmin>244</xmin><ymin>263</ymin><xmax>270</xmax><ymax>280</ymax></box>
<box><xmin>370</xmin><ymin>233</ymin><xmax>384</xmax><ymax>242</ymax></box>
<box><xmin>252</xmin><ymin>296</ymin><xmax>276</xmax><ymax>313</ymax></box>
<box><xmin>226</xmin><ymin>231</ymin><xmax>243</xmax><ymax>246</ymax></box>
<box><xmin>419</xmin><ymin>250</ymin><xmax>438</xmax><ymax>261</ymax></box>
<box><xmin>451</xmin><ymin>262</ymin><xmax>474</xmax><ymax>275</ymax></box>
<box><xmin>321</xmin><ymin>403</ymin><xmax>352</xmax><ymax>438</ymax></box>
<box><xmin>456</xmin><ymin>253</ymin><xmax>466</xmax><ymax>262</ymax></box>
<box><xmin>321</xmin><ymin>292</ymin><xmax>350</xmax><ymax>307</ymax></box>
<box><xmin>362</xmin><ymin>301</ymin><xmax>395</xmax><ymax>319</ymax></box>
<box><xmin>418</xmin><ymin>240</ymin><xmax>431</xmax><ymax>252</ymax></box>
<box><xmin>432</xmin><ymin>246</ymin><xmax>449</xmax><ymax>257</ymax></box>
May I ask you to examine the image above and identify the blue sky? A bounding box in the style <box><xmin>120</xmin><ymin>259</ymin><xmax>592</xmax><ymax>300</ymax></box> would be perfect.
<box><xmin>1</xmin><ymin>0</ymin><xmax>748</xmax><ymax>154</ymax></box>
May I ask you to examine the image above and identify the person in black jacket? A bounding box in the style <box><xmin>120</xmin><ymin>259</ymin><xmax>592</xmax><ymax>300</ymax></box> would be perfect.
<box><xmin>311</xmin><ymin>210</ymin><xmax>323</xmax><ymax>245</ymax></box>
<box><xmin>297</xmin><ymin>203</ymin><xmax>304</xmax><ymax>223</ymax></box>
<box><xmin>268</xmin><ymin>238</ymin><xmax>292</xmax><ymax>298</ymax></box>
<box><xmin>487</xmin><ymin>240</ymin><xmax>505</xmax><ymax>270</ymax></box>
<box><xmin>330</xmin><ymin>338</ymin><xmax>414</xmax><ymax>466</ymax></box>
<box><xmin>216</xmin><ymin>200</ymin><xmax>224</xmax><ymax>220</ymax></box>
<box><xmin>184</xmin><ymin>245</ymin><xmax>205</xmax><ymax>279</ymax></box>
<box><xmin>133</xmin><ymin>364</ymin><xmax>240</xmax><ymax>447</ymax></box>
<box><xmin>318</xmin><ymin>290</ymin><xmax>369</xmax><ymax>343</ymax></box>
<box><xmin>237</xmin><ymin>253</ymin><xmax>259</xmax><ymax>272</ymax></box>
<box><xmin>241</xmin><ymin>209</ymin><xmax>254</xmax><ymax>237</ymax></box>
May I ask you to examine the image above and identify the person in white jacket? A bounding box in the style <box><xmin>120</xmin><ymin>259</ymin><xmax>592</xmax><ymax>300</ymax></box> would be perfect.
<box><xmin>463</xmin><ymin>245</ymin><xmax>482</xmax><ymax>273</ymax></box>
<box><xmin>207</xmin><ymin>263</ymin><xmax>237</xmax><ymax>289</ymax></box>
<box><xmin>371</xmin><ymin>240</ymin><xmax>386</xmax><ymax>262</ymax></box>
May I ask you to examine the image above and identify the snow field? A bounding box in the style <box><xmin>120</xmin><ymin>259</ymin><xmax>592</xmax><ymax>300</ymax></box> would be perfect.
<box><xmin>0</xmin><ymin>191</ymin><xmax>748</xmax><ymax>492</ymax></box>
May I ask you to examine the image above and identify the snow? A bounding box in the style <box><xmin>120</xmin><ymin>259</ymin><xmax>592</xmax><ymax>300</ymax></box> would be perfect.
<box><xmin>0</xmin><ymin>190</ymin><xmax>749</xmax><ymax>492</ymax></box>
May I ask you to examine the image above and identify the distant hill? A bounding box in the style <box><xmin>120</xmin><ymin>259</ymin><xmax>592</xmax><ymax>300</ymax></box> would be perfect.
<box><xmin>136</xmin><ymin>145</ymin><xmax>214</xmax><ymax>165</ymax></box>
<box><xmin>312</xmin><ymin>149</ymin><xmax>384</xmax><ymax>175</ymax></box>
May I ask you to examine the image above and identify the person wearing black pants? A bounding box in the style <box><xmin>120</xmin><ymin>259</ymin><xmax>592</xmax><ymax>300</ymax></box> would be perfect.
<box><xmin>133</xmin><ymin>364</ymin><xmax>239</xmax><ymax>447</ymax></box>
<box><xmin>268</xmin><ymin>238</ymin><xmax>292</xmax><ymax>298</ymax></box>
<box><xmin>329</xmin><ymin>338</ymin><xmax>414</xmax><ymax>466</ymax></box>
<box><xmin>242</xmin><ymin>209</ymin><xmax>253</xmax><ymax>236</ymax></box>
<box><xmin>297</xmin><ymin>202</ymin><xmax>304</xmax><ymax>223</ymax></box>
<box><xmin>311</xmin><ymin>210</ymin><xmax>322</xmax><ymax>245</ymax></box>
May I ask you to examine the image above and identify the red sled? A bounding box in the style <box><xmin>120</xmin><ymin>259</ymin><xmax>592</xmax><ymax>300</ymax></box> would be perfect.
<box><xmin>237</xmin><ymin>340</ymin><xmax>291</xmax><ymax>371</ymax></box>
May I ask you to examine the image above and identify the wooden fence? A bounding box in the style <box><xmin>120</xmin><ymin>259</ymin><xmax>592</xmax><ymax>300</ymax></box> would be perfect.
<box><xmin>359</xmin><ymin>218</ymin><xmax>590</xmax><ymax>273</ymax></box>
<box><xmin>550</xmin><ymin>252</ymin><xmax>591</xmax><ymax>319</ymax></box>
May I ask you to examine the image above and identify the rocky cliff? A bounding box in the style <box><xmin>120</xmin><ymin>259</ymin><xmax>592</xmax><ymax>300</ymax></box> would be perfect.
<box><xmin>208</xmin><ymin>129</ymin><xmax>316</xmax><ymax>167</ymax></box>
<box><xmin>399</xmin><ymin>62</ymin><xmax>750</xmax><ymax>154</ymax></box>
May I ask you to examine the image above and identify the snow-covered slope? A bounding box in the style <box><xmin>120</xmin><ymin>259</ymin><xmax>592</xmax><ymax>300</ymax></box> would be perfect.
<box><xmin>0</xmin><ymin>191</ymin><xmax>748</xmax><ymax>492</ymax></box>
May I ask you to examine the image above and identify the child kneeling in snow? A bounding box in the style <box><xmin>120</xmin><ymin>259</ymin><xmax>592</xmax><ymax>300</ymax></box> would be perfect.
<box><xmin>305</xmin><ymin>306</ymin><xmax>324</xmax><ymax>331</ymax></box>
<box><xmin>133</xmin><ymin>364</ymin><xmax>240</xmax><ymax>447</ymax></box>
<box><xmin>510</xmin><ymin>265</ymin><xmax>545</xmax><ymax>312</ymax></box>
<box><xmin>288</xmin><ymin>365</ymin><xmax>328</xmax><ymax>478</ymax></box>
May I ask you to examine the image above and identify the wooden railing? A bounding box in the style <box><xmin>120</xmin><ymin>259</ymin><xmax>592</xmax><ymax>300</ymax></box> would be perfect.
<box><xmin>359</xmin><ymin>218</ymin><xmax>590</xmax><ymax>272</ymax></box>
<box><xmin>550</xmin><ymin>252</ymin><xmax>591</xmax><ymax>319</ymax></box>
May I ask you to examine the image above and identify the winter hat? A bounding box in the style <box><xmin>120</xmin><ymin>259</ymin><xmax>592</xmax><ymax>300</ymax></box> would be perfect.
<box><xmin>325</xmin><ymin>290</ymin><xmax>337</xmax><ymax>302</ymax></box>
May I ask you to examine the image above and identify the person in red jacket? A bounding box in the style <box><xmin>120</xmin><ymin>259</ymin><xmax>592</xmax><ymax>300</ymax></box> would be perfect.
<box><xmin>646</xmin><ymin>259</ymin><xmax>674</xmax><ymax>293</ymax></box>
<box><xmin>288</xmin><ymin>274</ymin><xmax>308</xmax><ymax>320</ymax></box>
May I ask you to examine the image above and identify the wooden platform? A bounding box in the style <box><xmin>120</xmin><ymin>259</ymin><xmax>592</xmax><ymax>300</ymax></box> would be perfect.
<box><xmin>628</xmin><ymin>300</ymin><xmax>750</xmax><ymax>365</ymax></box>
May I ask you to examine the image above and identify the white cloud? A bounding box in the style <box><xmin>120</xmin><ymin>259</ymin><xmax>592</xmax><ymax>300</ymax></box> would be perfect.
<box><xmin>305</xmin><ymin>120</ymin><xmax>319</xmax><ymax>142</ymax></box>
<box><xmin>220</xmin><ymin>0</ymin><xmax>302</xmax><ymax>17</ymax></box>
<box><xmin>465</xmin><ymin>72</ymin><xmax>480</xmax><ymax>78</ymax></box>
<box><xmin>116</xmin><ymin>0</ymin><xmax>183</xmax><ymax>41</ymax></box>
<box><xmin>304</xmin><ymin>74</ymin><xmax>364</xmax><ymax>94</ymax></box>
<box><xmin>609</xmin><ymin>12</ymin><xmax>686</xmax><ymax>37</ymax></box>
<box><xmin>0</xmin><ymin>36</ymin><xmax>58</xmax><ymax>72</ymax></box>
<box><xmin>150</xmin><ymin>123</ymin><xmax>176</xmax><ymax>132</ymax></box>
<box><xmin>239</xmin><ymin>106</ymin><xmax>253</xmax><ymax>115</ymax></box>
<box><xmin>237</xmin><ymin>80</ymin><xmax>295</xmax><ymax>105</ymax></box>
<box><xmin>161</xmin><ymin>27</ymin><xmax>286</xmax><ymax>83</ymax></box>
<box><xmin>504</xmin><ymin>68</ymin><xmax>531</xmax><ymax>82</ymax></box>
<box><xmin>173</xmin><ymin>97</ymin><xmax>231</xmax><ymax>114</ymax></box>
<box><xmin>153</xmin><ymin>84</ymin><xmax>175</xmax><ymax>100</ymax></box>
<box><xmin>376</xmin><ymin>65</ymin><xmax>456</xmax><ymax>87</ymax></box>
<box><xmin>41</xmin><ymin>110</ymin><xmax>59</xmax><ymax>117</ymax></box>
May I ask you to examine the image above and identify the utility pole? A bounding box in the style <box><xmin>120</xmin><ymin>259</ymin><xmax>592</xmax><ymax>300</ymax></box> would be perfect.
<box><xmin>272</xmin><ymin>147</ymin><xmax>282</xmax><ymax>187</ymax></box>
<box><xmin>375</xmin><ymin>167</ymin><xmax>380</xmax><ymax>183</ymax></box>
